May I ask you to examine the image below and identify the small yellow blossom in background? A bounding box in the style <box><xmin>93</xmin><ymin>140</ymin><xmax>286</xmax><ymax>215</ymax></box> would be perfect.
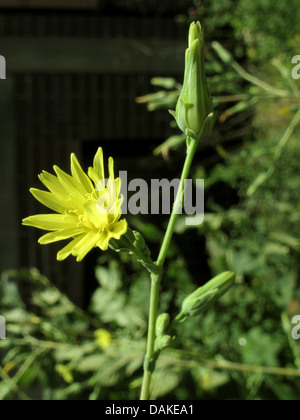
<box><xmin>55</xmin><ymin>364</ymin><xmax>74</xmax><ymax>384</ymax></box>
<box><xmin>94</xmin><ymin>329</ymin><xmax>112</xmax><ymax>350</ymax></box>
<box><xmin>203</xmin><ymin>375</ymin><xmax>211</xmax><ymax>387</ymax></box>
<box><xmin>295</xmin><ymin>34</ymin><xmax>300</xmax><ymax>42</ymax></box>
<box><xmin>22</xmin><ymin>148</ymin><xmax>127</xmax><ymax>262</ymax></box>
<box><xmin>279</xmin><ymin>107</ymin><xmax>292</xmax><ymax>116</ymax></box>
<box><xmin>30</xmin><ymin>315</ymin><xmax>41</xmax><ymax>325</ymax></box>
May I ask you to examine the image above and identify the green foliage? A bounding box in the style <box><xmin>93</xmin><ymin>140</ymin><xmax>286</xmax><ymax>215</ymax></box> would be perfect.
<box><xmin>1</xmin><ymin>215</ymin><xmax>300</xmax><ymax>401</ymax></box>
<box><xmin>184</xmin><ymin>0</ymin><xmax>300</xmax><ymax>60</ymax></box>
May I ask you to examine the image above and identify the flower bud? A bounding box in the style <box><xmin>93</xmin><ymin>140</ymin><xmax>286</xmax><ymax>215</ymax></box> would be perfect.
<box><xmin>170</xmin><ymin>21</ymin><xmax>214</xmax><ymax>140</ymax></box>
<box><xmin>156</xmin><ymin>313</ymin><xmax>171</xmax><ymax>337</ymax></box>
<box><xmin>179</xmin><ymin>272</ymin><xmax>235</xmax><ymax>319</ymax></box>
<box><xmin>155</xmin><ymin>335</ymin><xmax>172</xmax><ymax>352</ymax></box>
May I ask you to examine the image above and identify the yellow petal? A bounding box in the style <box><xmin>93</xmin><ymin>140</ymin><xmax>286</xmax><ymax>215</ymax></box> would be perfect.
<box><xmin>71</xmin><ymin>154</ymin><xmax>94</xmax><ymax>194</ymax></box>
<box><xmin>22</xmin><ymin>214</ymin><xmax>78</xmax><ymax>231</ymax></box>
<box><xmin>109</xmin><ymin>219</ymin><xmax>128</xmax><ymax>240</ymax></box>
<box><xmin>97</xmin><ymin>230</ymin><xmax>110</xmax><ymax>251</ymax></box>
<box><xmin>38</xmin><ymin>228</ymin><xmax>86</xmax><ymax>245</ymax></box>
<box><xmin>96</xmin><ymin>178</ymin><xmax>106</xmax><ymax>193</ymax></box>
<box><xmin>39</xmin><ymin>171</ymin><xmax>67</xmax><ymax>197</ymax></box>
<box><xmin>114</xmin><ymin>177</ymin><xmax>122</xmax><ymax>197</ymax></box>
<box><xmin>53</xmin><ymin>166</ymin><xmax>87</xmax><ymax>201</ymax></box>
<box><xmin>84</xmin><ymin>201</ymin><xmax>107</xmax><ymax>228</ymax></box>
<box><xmin>96</xmin><ymin>190</ymin><xmax>110</xmax><ymax>216</ymax></box>
<box><xmin>93</xmin><ymin>147</ymin><xmax>105</xmax><ymax>181</ymax></box>
<box><xmin>97</xmin><ymin>220</ymin><xmax>128</xmax><ymax>251</ymax></box>
<box><xmin>88</xmin><ymin>166</ymin><xmax>102</xmax><ymax>188</ymax></box>
<box><xmin>106</xmin><ymin>179</ymin><xmax>122</xmax><ymax>215</ymax></box>
<box><xmin>30</xmin><ymin>188</ymin><xmax>68</xmax><ymax>214</ymax></box>
<box><xmin>72</xmin><ymin>230</ymin><xmax>100</xmax><ymax>262</ymax></box>
<box><xmin>108</xmin><ymin>157</ymin><xmax>115</xmax><ymax>180</ymax></box>
<box><xmin>117</xmin><ymin>194</ymin><xmax>124</xmax><ymax>216</ymax></box>
<box><xmin>39</xmin><ymin>173</ymin><xmax>80</xmax><ymax>211</ymax></box>
<box><xmin>57</xmin><ymin>235</ymin><xmax>86</xmax><ymax>261</ymax></box>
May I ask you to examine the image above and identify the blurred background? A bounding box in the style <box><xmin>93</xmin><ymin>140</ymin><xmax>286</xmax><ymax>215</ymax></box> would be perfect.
<box><xmin>0</xmin><ymin>0</ymin><xmax>300</xmax><ymax>401</ymax></box>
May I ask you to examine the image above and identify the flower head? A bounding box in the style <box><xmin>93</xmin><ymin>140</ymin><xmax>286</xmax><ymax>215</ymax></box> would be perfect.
<box><xmin>22</xmin><ymin>148</ymin><xmax>127</xmax><ymax>262</ymax></box>
<box><xmin>170</xmin><ymin>21</ymin><xmax>214</xmax><ymax>140</ymax></box>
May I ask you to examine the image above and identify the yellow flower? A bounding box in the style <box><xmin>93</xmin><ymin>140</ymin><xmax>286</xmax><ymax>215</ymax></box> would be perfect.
<box><xmin>22</xmin><ymin>148</ymin><xmax>128</xmax><ymax>262</ymax></box>
<box><xmin>94</xmin><ymin>329</ymin><xmax>112</xmax><ymax>350</ymax></box>
<box><xmin>55</xmin><ymin>364</ymin><xmax>74</xmax><ymax>384</ymax></box>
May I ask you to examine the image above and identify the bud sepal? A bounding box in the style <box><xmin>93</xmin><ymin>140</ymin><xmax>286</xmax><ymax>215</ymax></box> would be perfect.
<box><xmin>109</xmin><ymin>228</ymin><xmax>161</xmax><ymax>275</ymax></box>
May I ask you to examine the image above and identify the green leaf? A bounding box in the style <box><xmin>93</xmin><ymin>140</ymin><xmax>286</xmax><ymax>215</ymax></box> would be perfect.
<box><xmin>95</xmin><ymin>263</ymin><xmax>122</xmax><ymax>291</ymax></box>
<box><xmin>76</xmin><ymin>355</ymin><xmax>108</xmax><ymax>373</ymax></box>
<box><xmin>150</xmin><ymin>368</ymin><xmax>182</xmax><ymax>399</ymax></box>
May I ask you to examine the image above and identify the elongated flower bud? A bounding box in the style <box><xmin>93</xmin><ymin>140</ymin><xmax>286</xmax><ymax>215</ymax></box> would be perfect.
<box><xmin>156</xmin><ymin>313</ymin><xmax>171</xmax><ymax>337</ymax></box>
<box><xmin>170</xmin><ymin>21</ymin><xmax>214</xmax><ymax>140</ymax></box>
<box><xmin>178</xmin><ymin>272</ymin><xmax>235</xmax><ymax>319</ymax></box>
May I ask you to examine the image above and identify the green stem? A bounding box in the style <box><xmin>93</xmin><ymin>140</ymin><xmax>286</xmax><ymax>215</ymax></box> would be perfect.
<box><xmin>140</xmin><ymin>137</ymin><xmax>199</xmax><ymax>400</ymax></box>
<box><xmin>231</xmin><ymin>60</ymin><xmax>290</xmax><ymax>98</ymax></box>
